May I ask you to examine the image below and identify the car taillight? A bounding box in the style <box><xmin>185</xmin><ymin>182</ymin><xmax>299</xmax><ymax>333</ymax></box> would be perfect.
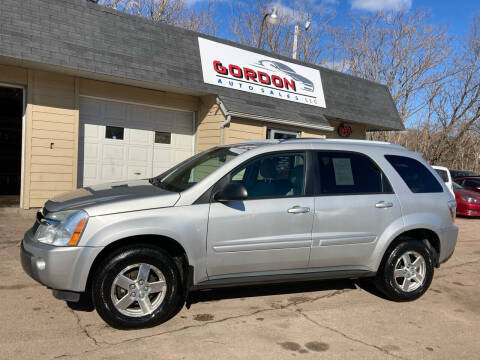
<box><xmin>448</xmin><ymin>200</ymin><xmax>457</xmax><ymax>223</ymax></box>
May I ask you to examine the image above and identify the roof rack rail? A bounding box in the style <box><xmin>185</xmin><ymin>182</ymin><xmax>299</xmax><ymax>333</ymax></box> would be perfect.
<box><xmin>279</xmin><ymin>138</ymin><xmax>405</xmax><ymax>149</ymax></box>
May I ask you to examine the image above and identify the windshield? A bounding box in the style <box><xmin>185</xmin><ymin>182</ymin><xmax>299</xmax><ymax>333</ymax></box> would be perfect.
<box><xmin>453</xmin><ymin>182</ymin><xmax>463</xmax><ymax>190</ymax></box>
<box><xmin>150</xmin><ymin>146</ymin><xmax>254</xmax><ymax>192</ymax></box>
<box><xmin>451</xmin><ymin>170</ymin><xmax>479</xmax><ymax>178</ymax></box>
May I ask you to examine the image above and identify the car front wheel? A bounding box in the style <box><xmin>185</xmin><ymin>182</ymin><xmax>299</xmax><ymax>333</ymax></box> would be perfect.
<box><xmin>92</xmin><ymin>246</ymin><xmax>183</xmax><ymax>329</ymax></box>
<box><xmin>376</xmin><ymin>239</ymin><xmax>434</xmax><ymax>301</ymax></box>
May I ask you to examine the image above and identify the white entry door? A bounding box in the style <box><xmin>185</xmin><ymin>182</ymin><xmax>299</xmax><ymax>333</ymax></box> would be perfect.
<box><xmin>79</xmin><ymin>97</ymin><xmax>194</xmax><ymax>187</ymax></box>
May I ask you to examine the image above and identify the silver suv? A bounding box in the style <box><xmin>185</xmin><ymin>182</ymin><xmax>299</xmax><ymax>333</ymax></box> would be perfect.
<box><xmin>21</xmin><ymin>139</ymin><xmax>458</xmax><ymax>329</ymax></box>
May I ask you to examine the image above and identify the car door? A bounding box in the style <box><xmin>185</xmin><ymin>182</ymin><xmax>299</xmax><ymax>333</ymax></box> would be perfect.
<box><xmin>206</xmin><ymin>151</ymin><xmax>314</xmax><ymax>278</ymax></box>
<box><xmin>308</xmin><ymin>151</ymin><xmax>402</xmax><ymax>270</ymax></box>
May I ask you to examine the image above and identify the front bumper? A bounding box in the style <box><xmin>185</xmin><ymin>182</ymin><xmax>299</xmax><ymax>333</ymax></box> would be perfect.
<box><xmin>457</xmin><ymin>202</ymin><xmax>480</xmax><ymax>217</ymax></box>
<box><xmin>21</xmin><ymin>228</ymin><xmax>102</xmax><ymax>293</ymax></box>
<box><xmin>438</xmin><ymin>225</ymin><xmax>459</xmax><ymax>264</ymax></box>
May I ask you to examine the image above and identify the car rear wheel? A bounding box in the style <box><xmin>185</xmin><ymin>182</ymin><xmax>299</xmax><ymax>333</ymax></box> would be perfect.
<box><xmin>92</xmin><ymin>246</ymin><xmax>183</xmax><ymax>329</ymax></box>
<box><xmin>375</xmin><ymin>239</ymin><xmax>434</xmax><ymax>301</ymax></box>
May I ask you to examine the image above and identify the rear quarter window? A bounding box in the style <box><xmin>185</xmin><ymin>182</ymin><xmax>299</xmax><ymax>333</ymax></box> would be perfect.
<box><xmin>385</xmin><ymin>155</ymin><xmax>443</xmax><ymax>193</ymax></box>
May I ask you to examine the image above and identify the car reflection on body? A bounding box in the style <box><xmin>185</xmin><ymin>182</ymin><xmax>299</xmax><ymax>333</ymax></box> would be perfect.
<box><xmin>253</xmin><ymin>60</ymin><xmax>315</xmax><ymax>92</ymax></box>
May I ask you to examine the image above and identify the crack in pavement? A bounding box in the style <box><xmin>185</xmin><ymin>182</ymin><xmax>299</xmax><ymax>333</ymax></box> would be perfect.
<box><xmin>297</xmin><ymin>310</ymin><xmax>409</xmax><ymax>360</ymax></box>
<box><xmin>67</xmin><ymin>307</ymin><xmax>102</xmax><ymax>349</ymax></box>
<box><xmin>53</xmin><ymin>288</ymin><xmax>352</xmax><ymax>359</ymax></box>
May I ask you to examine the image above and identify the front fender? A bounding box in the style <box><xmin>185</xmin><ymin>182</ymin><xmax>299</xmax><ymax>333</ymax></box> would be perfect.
<box><xmin>79</xmin><ymin>204</ymin><xmax>210</xmax><ymax>286</ymax></box>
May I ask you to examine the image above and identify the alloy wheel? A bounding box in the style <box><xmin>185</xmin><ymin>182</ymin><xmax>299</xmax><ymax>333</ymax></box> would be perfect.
<box><xmin>393</xmin><ymin>250</ymin><xmax>427</xmax><ymax>292</ymax></box>
<box><xmin>110</xmin><ymin>263</ymin><xmax>167</xmax><ymax>317</ymax></box>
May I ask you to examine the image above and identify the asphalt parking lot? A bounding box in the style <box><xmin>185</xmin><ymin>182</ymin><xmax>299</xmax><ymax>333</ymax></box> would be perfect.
<box><xmin>1</xmin><ymin>209</ymin><xmax>479</xmax><ymax>360</ymax></box>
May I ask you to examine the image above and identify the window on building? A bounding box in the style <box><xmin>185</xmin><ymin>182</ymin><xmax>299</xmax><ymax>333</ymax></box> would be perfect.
<box><xmin>316</xmin><ymin>151</ymin><xmax>392</xmax><ymax>195</ymax></box>
<box><xmin>385</xmin><ymin>155</ymin><xmax>443</xmax><ymax>193</ymax></box>
<box><xmin>267</xmin><ymin>129</ymin><xmax>299</xmax><ymax>140</ymax></box>
<box><xmin>105</xmin><ymin>126</ymin><xmax>124</xmax><ymax>140</ymax></box>
<box><xmin>155</xmin><ymin>131</ymin><xmax>171</xmax><ymax>144</ymax></box>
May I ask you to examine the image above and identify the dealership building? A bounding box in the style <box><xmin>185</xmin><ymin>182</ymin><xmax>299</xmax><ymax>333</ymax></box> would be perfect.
<box><xmin>0</xmin><ymin>0</ymin><xmax>403</xmax><ymax>209</ymax></box>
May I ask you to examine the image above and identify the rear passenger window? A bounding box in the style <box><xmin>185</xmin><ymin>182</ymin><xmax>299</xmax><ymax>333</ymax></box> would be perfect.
<box><xmin>316</xmin><ymin>151</ymin><xmax>392</xmax><ymax>195</ymax></box>
<box><xmin>385</xmin><ymin>155</ymin><xmax>443</xmax><ymax>193</ymax></box>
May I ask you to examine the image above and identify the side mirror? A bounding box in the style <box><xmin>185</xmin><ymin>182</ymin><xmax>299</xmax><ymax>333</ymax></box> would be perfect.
<box><xmin>475</xmin><ymin>186</ymin><xmax>480</xmax><ymax>191</ymax></box>
<box><xmin>214</xmin><ymin>183</ymin><xmax>248</xmax><ymax>202</ymax></box>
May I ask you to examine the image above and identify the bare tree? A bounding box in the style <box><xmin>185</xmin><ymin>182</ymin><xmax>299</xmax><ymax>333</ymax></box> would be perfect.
<box><xmin>423</xmin><ymin>15</ymin><xmax>480</xmax><ymax>167</ymax></box>
<box><xmin>230</xmin><ymin>1</ymin><xmax>334</xmax><ymax>62</ymax></box>
<box><xmin>98</xmin><ymin>0</ymin><xmax>217</xmax><ymax>34</ymax></box>
<box><xmin>327</xmin><ymin>9</ymin><xmax>451</xmax><ymax>124</ymax></box>
<box><xmin>230</xmin><ymin>2</ymin><xmax>294</xmax><ymax>54</ymax></box>
<box><xmin>365</xmin><ymin>15</ymin><xmax>480</xmax><ymax>172</ymax></box>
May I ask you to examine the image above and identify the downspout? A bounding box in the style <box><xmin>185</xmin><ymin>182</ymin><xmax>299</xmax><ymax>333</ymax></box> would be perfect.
<box><xmin>216</xmin><ymin>97</ymin><xmax>231</xmax><ymax>145</ymax></box>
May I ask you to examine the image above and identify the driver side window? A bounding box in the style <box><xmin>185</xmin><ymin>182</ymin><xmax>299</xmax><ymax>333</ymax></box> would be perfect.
<box><xmin>230</xmin><ymin>152</ymin><xmax>306</xmax><ymax>199</ymax></box>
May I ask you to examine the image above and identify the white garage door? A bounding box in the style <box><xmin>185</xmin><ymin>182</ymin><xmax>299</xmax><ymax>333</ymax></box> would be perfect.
<box><xmin>79</xmin><ymin>97</ymin><xmax>194</xmax><ymax>187</ymax></box>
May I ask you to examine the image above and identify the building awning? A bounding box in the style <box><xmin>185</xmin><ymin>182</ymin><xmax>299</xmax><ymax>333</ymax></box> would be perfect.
<box><xmin>217</xmin><ymin>95</ymin><xmax>333</xmax><ymax>131</ymax></box>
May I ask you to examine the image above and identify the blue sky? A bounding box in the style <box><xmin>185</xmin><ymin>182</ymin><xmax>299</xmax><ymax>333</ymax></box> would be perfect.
<box><xmin>415</xmin><ymin>0</ymin><xmax>478</xmax><ymax>36</ymax></box>
<box><xmin>190</xmin><ymin>0</ymin><xmax>479</xmax><ymax>40</ymax></box>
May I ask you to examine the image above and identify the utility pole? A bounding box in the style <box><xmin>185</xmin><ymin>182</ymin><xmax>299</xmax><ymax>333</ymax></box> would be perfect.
<box><xmin>292</xmin><ymin>21</ymin><xmax>311</xmax><ymax>60</ymax></box>
<box><xmin>292</xmin><ymin>25</ymin><xmax>300</xmax><ymax>59</ymax></box>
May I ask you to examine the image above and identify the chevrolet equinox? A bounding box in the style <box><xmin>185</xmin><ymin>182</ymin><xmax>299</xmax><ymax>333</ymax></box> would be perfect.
<box><xmin>21</xmin><ymin>139</ymin><xmax>459</xmax><ymax>329</ymax></box>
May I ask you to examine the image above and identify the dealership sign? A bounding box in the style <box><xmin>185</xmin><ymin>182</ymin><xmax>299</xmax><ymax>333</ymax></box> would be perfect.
<box><xmin>198</xmin><ymin>37</ymin><xmax>326</xmax><ymax>108</ymax></box>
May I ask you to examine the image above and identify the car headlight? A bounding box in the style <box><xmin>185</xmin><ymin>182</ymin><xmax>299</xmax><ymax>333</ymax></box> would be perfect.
<box><xmin>461</xmin><ymin>196</ymin><xmax>480</xmax><ymax>204</ymax></box>
<box><xmin>34</xmin><ymin>210</ymin><xmax>88</xmax><ymax>246</ymax></box>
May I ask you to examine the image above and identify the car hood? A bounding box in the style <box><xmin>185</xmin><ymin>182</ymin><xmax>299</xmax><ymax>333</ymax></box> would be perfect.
<box><xmin>44</xmin><ymin>179</ymin><xmax>180</xmax><ymax>216</ymax></box>
<box><xmin>454</xmin><ymin>188</ymin><xmax>480</xmax><ymax>200</ymax></box>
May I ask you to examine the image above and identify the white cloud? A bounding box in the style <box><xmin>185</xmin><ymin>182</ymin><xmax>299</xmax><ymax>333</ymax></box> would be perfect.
<box><xmin>269</xmin><ymin>2</ymin><xmax>304</xmax><ymax>24</ymax></box>
<box><xmin>350</xmin><ymin>0</ymin><xmax>412</xmax><ymax>12</ymax></box>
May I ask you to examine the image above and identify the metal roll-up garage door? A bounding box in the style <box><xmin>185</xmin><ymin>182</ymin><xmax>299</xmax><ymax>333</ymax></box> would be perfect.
<box><xmin>79</xmin><ymin>97</ymin><xmax>194</xmax><ymax>187</ymax></box>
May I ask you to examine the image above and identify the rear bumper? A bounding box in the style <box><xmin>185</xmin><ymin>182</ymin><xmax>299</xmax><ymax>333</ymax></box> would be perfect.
<box><xmin>21</xmin><ymin>228</ymin><xmax>101</xmax><ymax>293</ymax></box>
<box><xmin>438</xmin><ymin>225</ymin><xmax>459</xmax><ymax>264</ymax></box>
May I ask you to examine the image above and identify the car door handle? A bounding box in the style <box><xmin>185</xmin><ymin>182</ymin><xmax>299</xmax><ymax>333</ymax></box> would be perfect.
<box><xmin>375</xmin><ymin>201</ymin><xmax>393</xmax><ymax>208</ymax></box>
<box><xmin>287</xmin><ymin>206</ymin><xmax>310</xmax><ymax>214</ymax></box>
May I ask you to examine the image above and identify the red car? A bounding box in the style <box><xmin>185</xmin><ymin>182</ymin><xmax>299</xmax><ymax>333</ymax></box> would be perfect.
<box><xmin>453</xmin><ymin>182</ymin><xmax>480</xmax><ymax>217</ymax></box>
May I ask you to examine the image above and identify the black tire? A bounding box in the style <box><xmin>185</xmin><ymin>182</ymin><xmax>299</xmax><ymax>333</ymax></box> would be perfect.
<box><xmin>92</xmin><ymin>246</ymin><xmax>183</xmax><ymax>329</ymax></box>
<box><xmin>375</xmin><ymin>238</ymin><xmax>434</xmax><ymax>302</ymax></box>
